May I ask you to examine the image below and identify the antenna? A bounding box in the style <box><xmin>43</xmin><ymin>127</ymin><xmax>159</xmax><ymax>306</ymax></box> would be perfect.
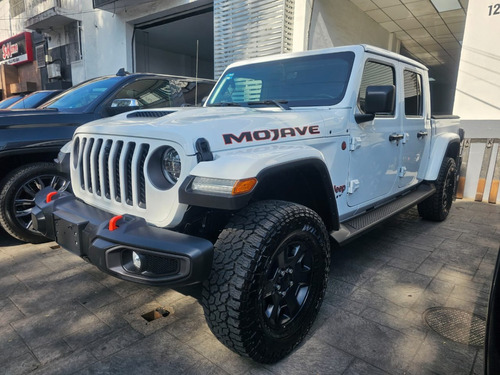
<box><xmin>195</xmin><ymin>40</ymin><xmax>199</xmax><ymax>106</ymax></box>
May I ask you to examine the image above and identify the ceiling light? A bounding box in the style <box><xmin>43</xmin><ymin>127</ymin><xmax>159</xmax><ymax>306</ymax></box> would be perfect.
<box><xmin>430</xmin><ymin>0</ymin><xmax>462</xmax><ymax>12</ymax></box>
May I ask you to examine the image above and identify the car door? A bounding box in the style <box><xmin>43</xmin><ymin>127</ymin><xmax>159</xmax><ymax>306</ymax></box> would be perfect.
<box><xmin>397</xmin><ymin>68</ymin><xmax>430</xmax><ymax>188</ymax></box>
<box><xmin>347</xmin><ymin>58</ymin><xmax>402</xmax><ymax>207</ymax></box>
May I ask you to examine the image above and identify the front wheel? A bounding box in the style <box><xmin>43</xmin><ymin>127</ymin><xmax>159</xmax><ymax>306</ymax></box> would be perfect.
<box><xmin>418</xmin><ymin>157</ymin><xmax>457</xmax><ymax>221</ymax></box>
<box><xmin>0</xmin><ymin>162</ymin><xmax>70</xmax><ymax>243</ymax></box>
<box><xmin>202</xmin><ymin>200</ymin><xmax>330</xmax><ymax>363</ymax></box>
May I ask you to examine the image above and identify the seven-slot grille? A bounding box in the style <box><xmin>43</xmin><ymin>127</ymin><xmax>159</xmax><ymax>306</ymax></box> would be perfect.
<box><xmin>75</xmin><ymin>136</ymin><xmax>150</xmax><ymax>208</ymax></box>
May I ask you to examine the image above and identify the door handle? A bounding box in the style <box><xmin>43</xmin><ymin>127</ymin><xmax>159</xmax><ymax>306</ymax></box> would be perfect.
<box><xmin>417</xmin><ymin>131</ymin><xmax>428</xmax><ymax>139</ymax></box>
<box><xmin>389</xmin><ymin>133</ymin><xmax>404</xmax><ymax>142</ymax></box>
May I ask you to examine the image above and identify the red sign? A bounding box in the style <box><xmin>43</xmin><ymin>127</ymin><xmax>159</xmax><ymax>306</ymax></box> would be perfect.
<box><xmin>0</xmin><ymin>32</ymin><xmax>33</xmax><ymax>65</ymax></box>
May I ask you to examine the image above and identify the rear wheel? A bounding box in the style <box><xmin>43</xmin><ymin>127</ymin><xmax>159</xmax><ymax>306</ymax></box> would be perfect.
<box><xmin>418</xmin><ymin>157</ymin><xmax>456</xmax><ymax>221</ymax></box>
<box><xmin>202</xmin><ymin>200</ymin><xmax>330</xmax><ymax>363</ymax></box>
<box><xmin>0</xmin><ymin>163</ymin><xmax>70</xmax><ymax>243</ymax></box>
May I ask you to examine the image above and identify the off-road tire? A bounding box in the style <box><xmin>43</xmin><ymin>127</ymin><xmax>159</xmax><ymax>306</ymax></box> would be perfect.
<box><xmin>0</xmin><ymin>163</ymin><xmax>69</xmax><ymax>243</ymax></box>
<box><xmin>202</xmin><ymin>200</ymin><xmax>330</xmax><ymax>363</ymax></box>
<box><xmin>418</xmin><ymin>157</ymin><xmax>457</xmax><ymax>221</ymax></box>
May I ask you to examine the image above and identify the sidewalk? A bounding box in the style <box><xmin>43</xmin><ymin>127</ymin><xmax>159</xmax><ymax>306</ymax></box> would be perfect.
<box><xmin>0</xmin><ymin>200</ymin><xmax>499</xmax><ymax>375</ymax></box>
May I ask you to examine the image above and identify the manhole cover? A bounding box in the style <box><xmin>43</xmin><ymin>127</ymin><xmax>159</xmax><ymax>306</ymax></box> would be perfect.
<box><xmin>424</xmin><ymin>307</ymin><xmax>486</xmax><ymax>347</ymax></box>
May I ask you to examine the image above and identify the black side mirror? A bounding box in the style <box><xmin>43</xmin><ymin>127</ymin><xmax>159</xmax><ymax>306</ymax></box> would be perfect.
<box><xmin>355</xmin><ymin>85</ymin><xmax>395</xmax><ymax>124</ymax></box>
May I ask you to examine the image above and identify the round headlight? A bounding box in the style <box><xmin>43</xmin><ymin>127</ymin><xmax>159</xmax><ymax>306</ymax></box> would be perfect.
<box><xmin>161</xmin><ymin>147</ymin><xmax>181</xmax><ymax>184</ymax></box>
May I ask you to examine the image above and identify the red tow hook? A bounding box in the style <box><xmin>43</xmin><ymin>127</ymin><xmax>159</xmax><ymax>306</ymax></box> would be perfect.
<box><xmin>108</xmin><ymin>215</ymin><xmax>123</xmax><ymax>231</ymax></box>
<box><xmin>46</xmin><ymin>191</ymin><xmax>58</xmax><ymax>203</ymax></box>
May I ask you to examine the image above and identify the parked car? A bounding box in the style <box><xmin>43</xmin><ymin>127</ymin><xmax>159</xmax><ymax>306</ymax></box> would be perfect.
<box><xmin>32</xmin><ymin>45</ymin><xmax>463</xmax><ymax>363</ymax></box>
<box><xmin>7</xmin><ymin>90</ymin><xmax>62</xmax><ymax>109</ymax></box>
<box><xmin>0</xmin><ymin>70</ymin><xmax>215</xmax><ymax>243</ymax></box>
<box><xmin>0</xmin><ymin>94</ymin><xmax>24</xmax><ymax>109</ymax></box>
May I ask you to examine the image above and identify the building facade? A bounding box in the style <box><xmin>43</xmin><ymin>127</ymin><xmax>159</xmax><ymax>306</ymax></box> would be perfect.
<box><xmin>0</xmin><ymin>0</ymin><xmax>498</xmax><ymax>203</ymax></box>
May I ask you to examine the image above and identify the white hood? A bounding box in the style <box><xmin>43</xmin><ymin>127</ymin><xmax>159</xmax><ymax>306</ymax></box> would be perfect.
<box><xmin>75</xmin><ymin>107</ymin><xmax>348</xmax><ymax>155</ymax></box>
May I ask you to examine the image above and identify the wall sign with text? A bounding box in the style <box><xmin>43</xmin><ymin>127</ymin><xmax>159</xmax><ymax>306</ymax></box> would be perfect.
<box><xmin>0</xmin><ymin>32</ymin><xmax>34</xmax><ymax>65</ymax></box>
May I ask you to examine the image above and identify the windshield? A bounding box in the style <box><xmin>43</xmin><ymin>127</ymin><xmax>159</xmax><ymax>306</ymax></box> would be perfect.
<box><xmin>10</xmin><ymin>91</ymin><xmax>52</xmax><ymax>109</ymax></box>
<box><xmin>43</xmin><ymin>76</ymin><xmax>122</xmax><ymax>111</ymax></box>
<box><xmin>207</xmin><ymin>51</ymin><xmax>355</xmax><ymax>107</ymax></box>
<box><xmin>0</xmin><ymin>96</ymin><xmax>22</xmax><ymax>109</ymax></box>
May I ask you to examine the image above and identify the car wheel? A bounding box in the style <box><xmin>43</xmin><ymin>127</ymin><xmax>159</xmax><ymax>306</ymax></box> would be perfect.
<box><xmin>0</xmin><ymin>163</ymin><xmax>70</xmax><ymax>243</ymax></box>
<box><xmin>418</xmin><ymin>157</ymin><xmax>457</xmax><ymax>221</ymax></box>
<box><xmin>202</xmin><ymin>200</ymin><xmax>330</xmax><ymax>363</ymax></box>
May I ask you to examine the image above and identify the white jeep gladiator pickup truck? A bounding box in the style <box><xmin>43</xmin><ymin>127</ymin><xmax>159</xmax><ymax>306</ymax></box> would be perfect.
<box><xmin>32</xmin><ymin>45</ymin><xmax>463</xmax><ymax>363</ymax></box>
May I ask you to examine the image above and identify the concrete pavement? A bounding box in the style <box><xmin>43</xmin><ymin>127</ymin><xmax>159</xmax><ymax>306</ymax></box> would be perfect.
<box><xmin>0</xmin><ymin>200</ymin><xmax>499</xmax><ymax>374</ymax></box>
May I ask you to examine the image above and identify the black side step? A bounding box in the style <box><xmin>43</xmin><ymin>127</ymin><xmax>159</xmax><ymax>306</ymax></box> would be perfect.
<box><xmin>332</xmin><ymin>184</ymin><xmax>436</xmax><ymax>244</ymax></box>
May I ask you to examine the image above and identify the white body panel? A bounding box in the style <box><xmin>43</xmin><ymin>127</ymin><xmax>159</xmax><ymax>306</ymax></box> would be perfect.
<box><xmin>69</xmin><ymin>45</ymin><xmax>460</xmax><ymax>229</ymax></box>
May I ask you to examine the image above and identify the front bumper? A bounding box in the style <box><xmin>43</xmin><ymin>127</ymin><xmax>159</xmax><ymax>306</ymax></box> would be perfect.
<box><xmin>32</xmin><ymin>187</ymin><xmax>213</xmax><ymax>286</ymax></box>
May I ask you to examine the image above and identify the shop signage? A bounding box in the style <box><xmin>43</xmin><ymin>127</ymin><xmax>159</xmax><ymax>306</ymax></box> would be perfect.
<box><xmin>0</xmin><ymin>32</ymin><xmax>34</xmax><ymax>65</ymax></box>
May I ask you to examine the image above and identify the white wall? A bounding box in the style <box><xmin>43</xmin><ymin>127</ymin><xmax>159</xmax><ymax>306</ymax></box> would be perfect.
<box><xmin>71</xmin><ymin>1</ymin><xmax>130</xmax><ymax>84</ymax></box>
<box><xmin>454</xmin><ymin>0</ymin><xmax>500</xmax><ymax>123</ymax></box>
<box><xmin>307</xmin><ymin>0</ymin><xmax>395</xmax><ymax>51</ymax></box>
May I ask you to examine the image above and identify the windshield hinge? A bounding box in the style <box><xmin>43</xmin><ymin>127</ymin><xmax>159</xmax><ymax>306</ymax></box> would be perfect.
<box><xmin>196</xmin><ymin>138</ymin><xmax>213</xmax><ymax>162</ymax></box>
<box><xmin>350</xmin><ymin>137</ymin><xmax>362</xmax><ymax>151</ymax></box>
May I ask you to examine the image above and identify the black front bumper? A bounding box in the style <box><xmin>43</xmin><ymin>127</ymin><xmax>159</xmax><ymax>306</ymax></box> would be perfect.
<box><xmin>32</xmin><ymin>187</ymin><xmax>213</xmax><ymax>286</ymax></box>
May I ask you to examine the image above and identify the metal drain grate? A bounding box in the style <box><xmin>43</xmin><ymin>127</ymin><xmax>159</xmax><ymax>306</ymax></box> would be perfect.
<box><xmin>424</xmin><ymin>307</ymin><xmax>486</xmax><ymax>347</ymax></box>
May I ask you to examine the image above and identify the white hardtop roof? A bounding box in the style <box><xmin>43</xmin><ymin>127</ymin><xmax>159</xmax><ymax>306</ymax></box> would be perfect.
<box><xmin>226</xmin><ymin>44</ymin><xmax>427</xmax><ymax>71</ymax></box>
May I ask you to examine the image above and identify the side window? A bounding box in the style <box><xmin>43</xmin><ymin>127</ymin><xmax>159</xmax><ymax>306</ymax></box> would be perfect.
<box><xmin>358</xmin><ymin>61</ymin><xmax>395</xmax><ymax>114</ymax></box>
<box><xmin>404</xmin><ymin>70</ymin><xmax>423</xmax><ymax>116</ymax></box>
<box><xmin>113</xmin><ymin>79</ymin><xmax>182</xmax><ymax>108</ymax></box>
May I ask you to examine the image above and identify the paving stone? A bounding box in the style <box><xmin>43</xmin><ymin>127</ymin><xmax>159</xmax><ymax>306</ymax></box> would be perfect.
<box><xmin>0</xmin><ymin>352</ymin><xmax>39</xmax><ymax>375</ymax></box>
<box><xmin>387</xmin><ymin>257</ymin><xmax>422</xmax><ymax>272</ymax></box>
<box><xmin>63</xmin><ymin>320</ymin><xmax>113</xmax><ymax>350</ymax></box>
<box><xmin>11</xmin><ymin>302</ymin><xmax>103</xmax><ymax>350</ymax></box>
<box><xmin>165</xmin><ymin>313</ymin><xmax>212</xmax><ymax>344</ymax></box>
<box><xmin>407</xmin><ymin>332</ymin><xmax>478</xmax><ymax>375</ymax></box>
<box><xmin>349</xmin><ymin>287</ymin><xmax>408</xmax><ymax>317</ymax></box>
<box><xmin>78</xmin><ymin>330</ymin><xmax>222</xmax><ymax>375</ymax></box>
<box><xmin>184</xmin><ymin>357</ymin><xmax>229</xmax><ymax>375</ymax></box>
<box><xmin>264</xmin><ymin>337</ymin><xmax>353</xmax><ymax>375</ymax></box>
<box><xmin>473</xmin><ymin>349</ymin><xmax>484</xmax><ymax>375</ymax></box>
<box><xmin>31</xmin><ymin>349</ymin><xmax>97</xmax><ymax>375</ymax></box>
<box><xmin>314</xmin><ymin>307</ymin><xmax>420</xmax><ymax>374</ymax></box>
<box><xmin>324</xmin><ymin>293</ymin><xmax>367</xmax><ymax>316</ymax></box>
<box><xmin>32</xmin><ymin>340</ymin><xmax>73</xmax><ymax>365</ymax></box>
<box><xmin>89</xmin><ymin>326</ymin><xmax>144</xmax><ymax>360</ymax></box>
<box><xmin>415</xmin><ymin>258</ymin><xmax>444</xmax><ymax>278</ymax></box>
<box><xmin>343</xmin><ymin>358</ymin><xmax>391</xmax><ymax>375</ymax></box>
<box><xmin>459</xmin><ymin>232</ymin><xmax>500</xmax><ymax>250</ymax></box>
<box><xmin>375</xmin><ymin>241</ymin><xmax>431</xmax><ymax>264</ymax></box>
<box><xmin>0</xmin><ymin>298</ymin><xmax>24</xmax><ymax>326</ymax></box>
<box><xmin>361</xmin><ymin>265</ymin><xmax>432</xmax><ymax>308</ymax></box>
<box><xmin>0</xmin><ymin>325</ymin><xmax>30</xmax><ymax>363</ymax></box>
<box><xmin>410</xmin><ymin>278</ymin><xmax>456</xmax><ymax>314</ymax></box>
<box><xmin>93</xmin><ymin>291</ymin><xmax>153</xmax><ymax>329</ymax></box>
<box><xmin>360</xmin><ymin>307</ymin><xmax>427</xmax><ymax>340</ymax></box>
<box><xmin>193</xmin><ymin>333</ymin><xmax>261</xmax><ymax>375</ymax></box>
<box><xmin>0</xmin><ymin>274</ymin><xmax>27</xmax><ymax>299</ymax></box>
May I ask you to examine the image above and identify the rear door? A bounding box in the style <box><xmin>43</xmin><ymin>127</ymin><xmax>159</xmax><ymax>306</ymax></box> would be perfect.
<box><xmin>397</xmin><ymin>68</ymin><xmax>430</xmax><ymax>188</ymax></box>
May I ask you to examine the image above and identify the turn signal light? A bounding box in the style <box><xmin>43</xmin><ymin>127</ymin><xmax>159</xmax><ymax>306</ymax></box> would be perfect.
<box><xmin>232</xmin><ymin>178</ymin><xmax>258</xmax><ymax>195</ymax></box>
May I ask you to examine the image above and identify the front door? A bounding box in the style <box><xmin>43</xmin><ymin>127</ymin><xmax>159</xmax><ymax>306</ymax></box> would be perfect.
<box><xmin>347</xmin><ymin>58</ymin><xmax>402</xmax><ymax>207</ymax></box>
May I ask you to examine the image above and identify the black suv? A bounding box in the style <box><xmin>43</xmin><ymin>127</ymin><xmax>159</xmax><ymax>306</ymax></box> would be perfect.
<box><xmin>0</xmin><ymin>71</ymin><xmax>215</xmax><ymax>243</ymax></box>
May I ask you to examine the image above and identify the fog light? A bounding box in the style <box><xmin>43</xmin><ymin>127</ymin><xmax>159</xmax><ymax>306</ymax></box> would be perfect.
<box><xmin>132</xmin><ymin>251</ymin><xmax>142</xmax><ymax>270</ymax></box>
<box><xmin>122</xmin><ymin>249</ymin><xmax>146</xmax><ymax>274</ymax></box>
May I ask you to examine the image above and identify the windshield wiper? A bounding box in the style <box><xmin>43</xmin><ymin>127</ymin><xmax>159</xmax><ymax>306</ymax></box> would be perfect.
<box><xmin>246</xmin><ymin>100</ymin><xmax>291</xmax><ymax>110</ymax></box>
<box><xmin>208</xmin><ymin>102</ymin><xmax>244</xmax><ymax>107</ymax></box>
